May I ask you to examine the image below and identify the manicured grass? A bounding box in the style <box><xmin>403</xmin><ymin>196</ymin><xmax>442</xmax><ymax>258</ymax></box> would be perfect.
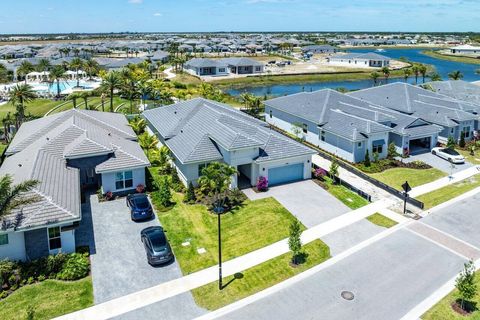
<box><xmin>0</xmin><ymin>99</ymin><xmax>72</xmax><ymax>120</ymax></box>
<box><xmin>154</xmin><ymin>193</ymin><xmax>305</xmax><ymax>275</ymax></box>
<box><xmin>422</xmin><ymin>50</ymin><xmax>480</xmax><ymax>65</ymax></box>
<box><xmin>191</xmin><ymin>239</ymin><xmax>330</xmax><ymax>310</ymax></box>
<box><xmin>322</xmin><ymin>177</ymin><xmax>369</xmax><ymax>210</ymax></box>
<box><xmin>366</xmin><ymin>213</ymin><xmax>398</xmax><ymax>228</ymax></box>
<box><xmin>423</xmin><ymin>270</ymin><xmax>480</xmax><ymax>320</ymax></box>
<box><xmin>370</xmin><ymin>167</ymin><xmax>447</xmax><ymax>191</ymax></box>
<box><xmin>0</xmin><ymin>277</ymin><xmax>93</xmax><ymax>320</ymax></box>
<box><xmin>416</xmin><ymin>175</ymin><xmax>480</xmax><ymax>209</ymax></box>
<box><xmin>458</xmin><ymin>149</ymin><xmax>480</xmax><ymax>165</ymax></box>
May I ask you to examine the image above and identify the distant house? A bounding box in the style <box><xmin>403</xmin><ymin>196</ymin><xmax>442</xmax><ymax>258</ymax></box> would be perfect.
<box><xmin>143</xmin><ymin>98</ymin><xmax>315</xmax><ymax>188</ymax></box>
<box><xmin>349</xmin><ymin>83</ymin><xmax>479</xmax><ymax>143</ymax></box>
<box><xmin>94</xmin><ymin>57</ymin><xmax>146</xmax><ymax>71</ymax></box>
<box><xmin>149</xmin><ymin>51</ymin><xmax>169</xmax><ymax>64</ymax></box>
<box><xmin>185</xmin><ymin>58</ymin><xmax>229</xmax><ymax>77</ymax></box>
<box><xmin>0</xmin><ymin>110</ymin><xmax>149</xmax><ymax>261</ymax></box>
<box><xmin>328</xmin><ymin>52</ymin><xmax>391</xmax><ymax>68</ymax></box>
<box><xmin>222</xmin><ymin>57</ymin><xmax>265</xmax><ymax>74</ymax></box>
<box><xmin>301</xmin><ymin>45</ymin><xmax>338</xmax><ymax>54</ymax></box>
<box><xmin>449</xmin><ymin>45</ymin><xmax>480</xmax><ymax>55</ymax></box>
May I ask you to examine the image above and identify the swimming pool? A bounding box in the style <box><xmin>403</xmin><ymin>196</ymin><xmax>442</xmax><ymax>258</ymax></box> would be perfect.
<box><xmin>31</xmin><ymin>80</ymin><xmax>98</xmax><ymax>95</ymax></box>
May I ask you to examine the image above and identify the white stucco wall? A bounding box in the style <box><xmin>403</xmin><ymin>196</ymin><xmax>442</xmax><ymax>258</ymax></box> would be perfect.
<box><xmin>0</xmin><ymin>231</ymin><xmax>26</xmax><ymax>261</ymax></box>
<box><xmin>252</xmin><ymin>154</ymin><xmax>312</xmax><ymax>186</ymax></box>
<box><xmin>101</xmin><ymin>167</ymin><xmax>146</xmax><ymax>193</ymax></box>
<box><xmin>267</xmin><ymin>115</ymin><xmax>320</xmax><ymax>146</ymax></box>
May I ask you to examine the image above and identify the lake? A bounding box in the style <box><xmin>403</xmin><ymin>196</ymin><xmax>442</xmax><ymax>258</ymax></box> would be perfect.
<box><xmin>226</xmin><ymin>48</ymin><xmax>480</xmax><ymax>97</ymax></box>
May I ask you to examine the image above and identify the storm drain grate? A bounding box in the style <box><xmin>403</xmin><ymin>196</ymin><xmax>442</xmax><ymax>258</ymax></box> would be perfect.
<box><xmin>341</xmin><ymin>291</ymin><xmax>355</xmax><ymax>301</ymax></box>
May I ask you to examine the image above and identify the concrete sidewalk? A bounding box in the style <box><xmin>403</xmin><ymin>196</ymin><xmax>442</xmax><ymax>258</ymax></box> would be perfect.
<box><xmin>55</xmin><ymin>199</ymin><xmax>392</xmax><ymax>320</ymax></box>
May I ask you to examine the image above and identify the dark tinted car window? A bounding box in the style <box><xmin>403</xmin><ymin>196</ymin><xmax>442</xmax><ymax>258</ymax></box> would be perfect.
<box><xmin>443</xmin><ymin>148</ymin><xmax>459</xmax><ymax>156</ymax></box>
<box><xmin>149</xmin><ymin>231</ymin><xmax>167</xmax><ymax>251</ymax></box>
<box><xmin>134</xmin><ymin>197</ymin><xmax>150</xmax><ymax>209</ymax></box>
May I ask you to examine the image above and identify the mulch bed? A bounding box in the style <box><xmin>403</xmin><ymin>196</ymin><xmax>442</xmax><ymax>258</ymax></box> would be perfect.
<box><xmin>451</xmin><ymin>300</ymin><xmax>476</xmax><ymax>316</ymax></box>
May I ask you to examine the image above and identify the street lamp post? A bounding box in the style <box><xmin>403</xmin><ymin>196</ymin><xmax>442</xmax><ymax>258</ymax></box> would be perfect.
<box><xmin>213</xmin><ymin>196</ymin><xmax>225</xmax><ymax>291</ymax></box>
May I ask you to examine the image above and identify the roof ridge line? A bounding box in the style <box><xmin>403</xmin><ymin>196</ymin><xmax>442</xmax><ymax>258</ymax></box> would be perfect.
<box><xmin>75</xmin><ymin>109</ymin><xmax>135</xmax><ymax>138</ymax></box>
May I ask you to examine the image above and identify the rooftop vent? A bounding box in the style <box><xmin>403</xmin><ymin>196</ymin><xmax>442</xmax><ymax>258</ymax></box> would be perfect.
<box><xmin>18</xmin><ymin>164</ymin><xmax>22</xmax><ymax>167</ymax></box>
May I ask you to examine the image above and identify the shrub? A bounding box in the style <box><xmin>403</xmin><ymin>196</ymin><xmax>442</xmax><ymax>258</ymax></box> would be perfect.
<box><xmin>45</xmin><ymin>253</ymin><xmax>67</xmax><ymax>276</ymax></box>
<box><xmin>459</xmin><ymin>132</ymin><xmax>466</xmax><ymax>148</ymax></box>
<box><xmin>105</xmin><ymin>191</ymin><xmax>114</xmax><ymax>201</ymax></box>
<box><xmin>226</xmin><ymin>188</ymin><xmax>246</xmax><ymax>208</ymax></box>
<box><xmin>387</xmin><ymin>142</ymin><xmax>399</xmax><ymax>158</ymax></box>
<box><xmin>171</xmin><ymin>170</ymin><xmax>184</xmax><ymax>192</ymax></box>
<box><xmin>0</xmin><ymin>259</ymin><xmax>16</xmax><ymax>287</ymax></box>
<box><xmin>288</xmin><ymin>220</ymin><xmax>302</xmax><ymax>265</ymax></box>
<box><xmin>256</xmin><ymin>176</ymin><xmax>268</xmax><ymax>191</ymax></box>
<box><xmin>312</xmin><ymin>168</ymin><xmax>326</xmax><ymax>180</ymax></box>
<box><xmin>373</xmin><ymin>152</ymin><xmax>379</xmax><ymax>163</ymax></box>
<box><xmin>183</xmin><ymin>181</ymin><xmax>196</xmax><ymax>203</ymax></box>
<box><xmin>37</xmin><ymin>275</ymin><xmax>46</xmax><ymax>282</ymax></box>
<box><xmin>156</xmin><ymin>177</ymin><xmax>172</xmax><ymax>207</ymax></box>
<box><xmin>364</xmin><ymin>149</ymin><xmax>371</xmax><ymax>167</ymax></box>
<box><xmin>56</xmin><ymin>253</ymin><xmax>90</xmax><ymax>281</ymax></box>
<box><xmin>447</xmin><ymin>136</ymin><xmax>456</xmax><ymax>149</ymax></box>
<box><xmin>329</xmin><ymin>159</ymin><xmax>339</xmax><ymax>180</ymax></box>
<box><xmin>456</xmin><ymin>259</ymin><xmax>477</xmax><ymax>311</ymax></box>
<box><xmin>136</xmin><ymin>184</ymin><xmax>145</xmax><ymax>193</ymax></box>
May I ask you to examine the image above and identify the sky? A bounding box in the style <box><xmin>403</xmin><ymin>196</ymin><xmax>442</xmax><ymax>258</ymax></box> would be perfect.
<box><xmin>0</xmin><ymin>0</ymin><xmax>478</xmax><ymax>34</ymax></box>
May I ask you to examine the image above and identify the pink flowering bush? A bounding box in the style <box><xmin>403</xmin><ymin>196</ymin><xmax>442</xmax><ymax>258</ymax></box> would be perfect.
<box><xmin>136</xmin><ymin>184</ymin><xmax>145</xmax><ymax>193</ymax></box>
<box><xmin>105</xmin><ymin>191</ymin><xmax>114</xmax><ymax>201</ymax></box>
<box><xmin>257</xmin><ymin>176</ymin><xmax>268</xmax><ymax>192</ymax></box>
<box><xmin>313</xmin><ymin>168</ymin><xmax>327</xmax><ymax>180</ymax></box>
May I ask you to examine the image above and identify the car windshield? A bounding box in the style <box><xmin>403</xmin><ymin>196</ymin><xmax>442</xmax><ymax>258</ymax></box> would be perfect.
<box><xmin>134</xmin><ymin>197</ymin><xmax>150</xmax><ymax>209</ymax></box>
<box><xmin>443</xmin><ymin>148</ymin><xmax>460</xmax><ymax>156</ymax></box>
<box><xmin>149</xmin><ymin>230</ymin><xmax>167</xmax><ymax>251</ymax></box>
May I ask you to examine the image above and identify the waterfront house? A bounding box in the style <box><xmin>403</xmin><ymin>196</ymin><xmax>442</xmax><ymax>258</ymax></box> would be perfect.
<box><xmin>328</xmin><ymin>52</ymin><xmax>390</xmax><ymax>68</ymax></box>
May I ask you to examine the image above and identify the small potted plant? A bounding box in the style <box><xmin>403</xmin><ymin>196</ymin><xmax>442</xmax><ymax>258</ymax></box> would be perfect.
<box><xmin>104</xmin><ymin>191</ymin><xmax>114</xmax><ymax>201</ymax></box>
<box><xmin>256</xmin><ymin>176</ymin><xmax>268</xmax><ymax>192</ymax></box>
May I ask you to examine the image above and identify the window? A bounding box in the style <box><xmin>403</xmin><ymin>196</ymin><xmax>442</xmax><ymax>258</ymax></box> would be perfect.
<box><xmin>255</xmin><ymin>66</ymin><xmax>261</xmax><ymax>72</ymax></box>
<box><xmin>115</xmin><ymin>171</ymin><xmax>133</xmax><ymax>190</ymax></box>
<box><xmin>357</xmin><ymin>142</ymin><xmax>362</xmax><ymax>148</ymax></box>
<box><xmin>302</xmin><ymin>123</ymin><xmax>308</xmax><ymax>134</ymax></box>
<box><xmin>269</xmin><ymin>110</ymin><xmax>272</xmax><ymax>118</ymax></box>
<box><xmin>463</xmin><ymin>126</ymin><xmax>471</xmax><ymax>138</ymax></box>
<box><xmin>451</xmin><ymin>128</ymin><xmax>454</xmax><ymax>134</ymax></box>
<box><xmin>198</xmin><ymin>163</ymin><xmax>207</xmax><ymax>177</ymax></box>
<box><xmin>373</xmin><ymin>145</ymin><xmax>383</xmax><ymax>154</ymax></box>
<box><xmin>0</xmin><ymin>234</ymin><xmax>8</xmax><ymax>246</ymax></box>
<box><xmin>48</xmin><ymin>227</ymin><xmax>62</xmax><ymax>250</ymax></box>
<box><xmin>320</xmin><ymin>131</ymin><xmax>325</xmax><ymax>142</ymax></box>
<box><xmin>219</xmin><ymin>68</ymin><xmax>226</xmax><ymax>73</ymax></box>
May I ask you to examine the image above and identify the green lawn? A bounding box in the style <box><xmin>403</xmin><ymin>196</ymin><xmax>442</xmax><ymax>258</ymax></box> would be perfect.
<box><xmin>322</xmin><ymin>177</ymin><xmax>369</xmax><ymax>210</ymax></box>
<box><xmin>154</xmin><ymin>193</ymin><xmax>305</xmax><ymax>275</ymax></box>
<box><xmin>458</xmin><ymin>149</ymin><xmax>480</xmax><ymax>165</ymax></box>
<box><xmin>0</xmin><ymin>277</ymin><xmax>93</xmax><ymax>320</ymax></box>
<box><xmin>191</xmin><ymin>239</ymin><xmax>330</xmax><ymax>310</ymax></box>
<box><xmin>417</xmin><ymin>175</ymin><xmax>480</xmax><ymax>209</ymax></box>
<box><xmin>366</xmin><ymin>213</ymin><xmax>398</xmax><ymax>228</ymax></box>
<box><xmin>422</xmin><ymin>50</ymin><xmax>480</xmax><ymax>65</ymax></box>
<box><xmin>370</xmin><ymin>167</ymin><xmax>447</xmax><ymax>191</ymax></box>
<box><xmin>423</xmin><ymin>270</ymin><xmax>480</xmax><ymax>320</ymax></box>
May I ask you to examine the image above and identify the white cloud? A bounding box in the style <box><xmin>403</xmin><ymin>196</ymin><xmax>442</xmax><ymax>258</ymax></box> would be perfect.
<box><xmin>153</xmin><ymin>12</ymin><xmax>162</xmax><ymax>16</ymax></box>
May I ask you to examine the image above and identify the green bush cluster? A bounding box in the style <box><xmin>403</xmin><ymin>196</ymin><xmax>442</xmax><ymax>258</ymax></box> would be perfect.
<box><xmin>0</xmin><ymin>252</ymin><xmax>90</xmax><ymax>300</ymax></box>
<box><xmin>357</xmin><ymin>158</ymin><xmax>431</xmax><ymax>174</ymax></box>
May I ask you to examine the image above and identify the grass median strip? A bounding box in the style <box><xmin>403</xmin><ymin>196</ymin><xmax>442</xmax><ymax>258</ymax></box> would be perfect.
<box><xmin>191</xmin><ymin>239</ymin><xmax>330</xmax><ymax>310</ymax></box>
<box><xmin>319</xmin><ymin>176</ymin><xmax>369</xmax><ymax>210</ymax></box>
<box><xmin>154</xmin><ymin>193</ymin><xmax>305</xmax><ymax>275</ymax></box>
<box><xmin>0</xmin><ymin>277</ymin><xmax>93</xmax><ymax>320</ymax></box>
<box><xmin>416</xmin><ymin>175</ymin><xmax>480</xmax><ymax>209</ymax></box>
<box><xmin>422</xmin><ymin>270</ymin><xmax>480</xmax><ymax>320</ymax></box>
<box><xmin>369</xmin><ymin>167</ymin><xmax>447</xmax><ymax>191</ymax></box>
<box><xmin>366</xmin><ymin>213</ymin><xmax>398</xmax><ymax>228</ymax></box>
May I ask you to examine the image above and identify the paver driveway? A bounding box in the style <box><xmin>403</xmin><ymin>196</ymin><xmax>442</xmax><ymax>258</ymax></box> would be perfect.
<box><xmin>243</xmin><ymin>180</ymin><xmax>351</xmax><ymax>227</ymax></box>
<box><xmin>86</xmin><ymin>195</ymin><xmax>205</xmax><ymax>319</ymax></box>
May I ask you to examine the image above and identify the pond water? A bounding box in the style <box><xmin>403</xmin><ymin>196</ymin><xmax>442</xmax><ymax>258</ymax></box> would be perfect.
<box><xmin>226</xmin><ymin>48</ymin><xmax>480</xmax><ymax>97</ymax></box>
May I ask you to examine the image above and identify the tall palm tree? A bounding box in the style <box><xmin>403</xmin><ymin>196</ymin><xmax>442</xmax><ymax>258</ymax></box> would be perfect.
<box><xmin>100</xmin><ymin>71</ymin><xmax>122</xmax><ymax>112</ymax></box>
<box><xmin>8</xmin><ymin>84</ymin><xmax>36</xmax><ymax>128</ymax></box>
<box><xmin>67</xmin><ymin>92</ymin><xmax>81</xmax><ymax>109</ymax></box>
<box><xmin>418</xmin><ymin>65</ymin><xmax>428</xmax><ymax>83</ymax></box>
<box><xmin>49</xmin><ymin>65</ymin><xmax>66</xmax><ymax>98</ymax></box>
<box><xmin>0</xmin><ymin>175</ymin><xmax>39</xmax><ymax>221</ymax></box>
<box><xmin>79</xmin><ymin>91</ymin><xmax>91</xmax><ymax>109</ymax></box>
<box><xmin>129</xmin><ymin>116</ymin><xmax>147</xmax><ymax>135</ymax></box>
<box><xmin>381</xmin><ymin>66</ymin><xmax>390</xmax><ymax>83</ymax></box>
<box><xmin>2</xmin><ymin>112</ymin><xmax>14</xmax><ymax>143</ymax></box>
<box><xmin>403</xmin><ymin>68</ymin><xmax>411</xmax><ymax>83</ymax></box>
<box><xmin>411</xmin><ymin>65</ymin><xmax>420</xmax><ymax>84</ymax></box>
<box><xmin>0</xmin><ymin>63</ymin><xmax>8</xmax><ymax>83</ymax></box>
<box><xmin>36</xmin><ymin>58</ymin><xmax>51</xmax><ymax>73</ymax></box>
<box><xmin>16</xmin><ymin>61</ymin><xmax>35</xmax><ymax>84</ymax></box>
<box><xmin>137</xmin><ymin>81</ymin><xmax>151</xmax><ymax>107</ymax></box>
<box><xmin>448</xmin><ymin>70</ymin><xmax>464</xmax><ymax>80</ymax></box>
<box><xmin>429</xmin><ymin>72</ymin><xmax>442</xmax><ymax>82</ymax></box>
<box><xmin>138</xmin><ymin>132</ymin><xmax>159</xmax><ymax>158</ymax></box>
<box><xmin>197</xmin><ymin>162</ymin><xmax>237</xmax><ymax>196</ymax></box>
<box><xmin>370</xmin><ymin>72</ymin><xmax>380</xmax><ymax>87</ymax></box>
<box><xmin>69</xmin><ymin>57</ymin><xmax>84</xmax><ymax>87</ymax></box>
<box><xmin>84</xmin><ymin>58</ymin><xmax>100</xmax><ymax>80</ymax></box>
<box><xmin>120</xmin><ymin>80</ymin><xmax>139</xmax><ymax>114</ymax></box>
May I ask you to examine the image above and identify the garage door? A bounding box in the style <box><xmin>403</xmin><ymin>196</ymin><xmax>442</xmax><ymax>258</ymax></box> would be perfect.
<box><xmin>268</xmin><ymin>163</ymin><xmax>304</xmax><ymax>186</ymax></box>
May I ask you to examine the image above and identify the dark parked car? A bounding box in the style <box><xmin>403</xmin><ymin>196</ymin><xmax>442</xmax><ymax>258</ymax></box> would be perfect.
<box><xmin>126</xmin><ymin>194</ymin><xmax>154</xmax><ymax>221</ymax></box>
<box><xmin>141</xmin><ymin>226</ymin><xmax>174</xmax><ymax>265</ymax></box>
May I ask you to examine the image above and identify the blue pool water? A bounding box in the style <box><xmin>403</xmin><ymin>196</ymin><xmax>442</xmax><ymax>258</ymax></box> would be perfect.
<box><xmin>33</xmin><ymin>81</ymin><xmax>94</xmax><ymax>95</ymax></box>
<box><xmin>226</xmin><ymin>48</ymin><xmax>480</xmax><ymax>97</ymax></box>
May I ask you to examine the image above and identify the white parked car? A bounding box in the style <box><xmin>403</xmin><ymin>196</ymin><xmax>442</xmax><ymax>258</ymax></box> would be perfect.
<box><xmin>431</xmin><ymin>147</ymin><xmax>465</xmax><ymax>164</ymax></box>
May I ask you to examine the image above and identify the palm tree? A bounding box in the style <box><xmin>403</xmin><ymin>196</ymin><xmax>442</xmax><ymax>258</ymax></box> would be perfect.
<box><xmin>0</xmin><ymin>175</ymin><xmax>39</xmax><ymax>221</ymax></box>
<box><xmin>138</xmin><ymin>132</ymin><xmax>159</xmax><ymax>158</ymax></box>
<box><xmin>0</xmin><ymin>63</ymin><xmax>8</xmax><ymax>83</ymax></box>
<box><xmin>429</xmin><ymin>72</ymin><xmax>442</xmax><ymax>82</ymax></box>
<box><xmin>403</xmin><ymin>68</ymin><xmax>411</xmax><ymax>83</ymax></box>
<box><xmin>67</xmin><ymin>92</ymin><xmax>81</xmax><ymax>108</ymax></box>
<box><xmin>137</xmin><ymin>81</ymin><xmax>151</xmax><ymax>107</ymax></box>
<box><xmin>418</xmin><ymin>65</ymin><xmax>428</xmax><ymax>83</ymax></box>
<box><xmin>381</xmin><ymin>66</ymin><xmax>390</xmax><ymax>83</ymax></box>
<box><xmin>121</xmin><ymin>80</ymin><xmax>139</xmax><ymax>114</ymax></box>
<box><xmin>370</xmin><ymin>72</ymin><xmax>380</xmax><ymax>87</ymax></box>
<box><xmin>79</xmin><ymin>91</ymin><xmax>91</xmax><ymax>109</ymax></box>
<box><xmin>69</xmin><ymin>57</ymin><xmax>84</xmax><ymax>87</ymax></box>
<box><xmin>16</xmin><ymin>61</ymin><xmax>35</xmax><ymax>84</ymax></box>
<box><xmin>49</xmin><ymin>65</ymin><xmax>66</xmax><ymax>98</ymax></box>
<box><xmin>84</xmin><ymin>58</ymin><xmax>100</xmax><ymax>80</ymax></box>
<box><xmin>448</xmin><ymin>70</ymin><xmax>464</xmax><ymax>80</ymax></box>
<box><xmin>2</xmin><ymin>112</ymin><xmax>14</xmax><ymax>143</ymax></box>
<box><xmin>36</xmin><ymin>58</ymin><xmax>51</xmax><ymax>73</ymax></box>
<box><xmin>100</xmin><ymin>71</ymin><xmax>122</xmax><ymax>112</ymax></box>
<box><xmin>197</xmin><ymin>162</ymin><xmax>237</xmax><ymax>196</ymax></box>
<box><xmin>8</xmin><ymin>84</ymin><xmax>36</xmax><ymax>128</ymax></box>
<box><xmin>129</xmin><ymin>116</ymin><xmax>147</xmax><ymax>135</ymax></box>
<box><xmin>411</xmin><ymin>65</ymin><xmax>420</xmax><ymax>84</ymax></box>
